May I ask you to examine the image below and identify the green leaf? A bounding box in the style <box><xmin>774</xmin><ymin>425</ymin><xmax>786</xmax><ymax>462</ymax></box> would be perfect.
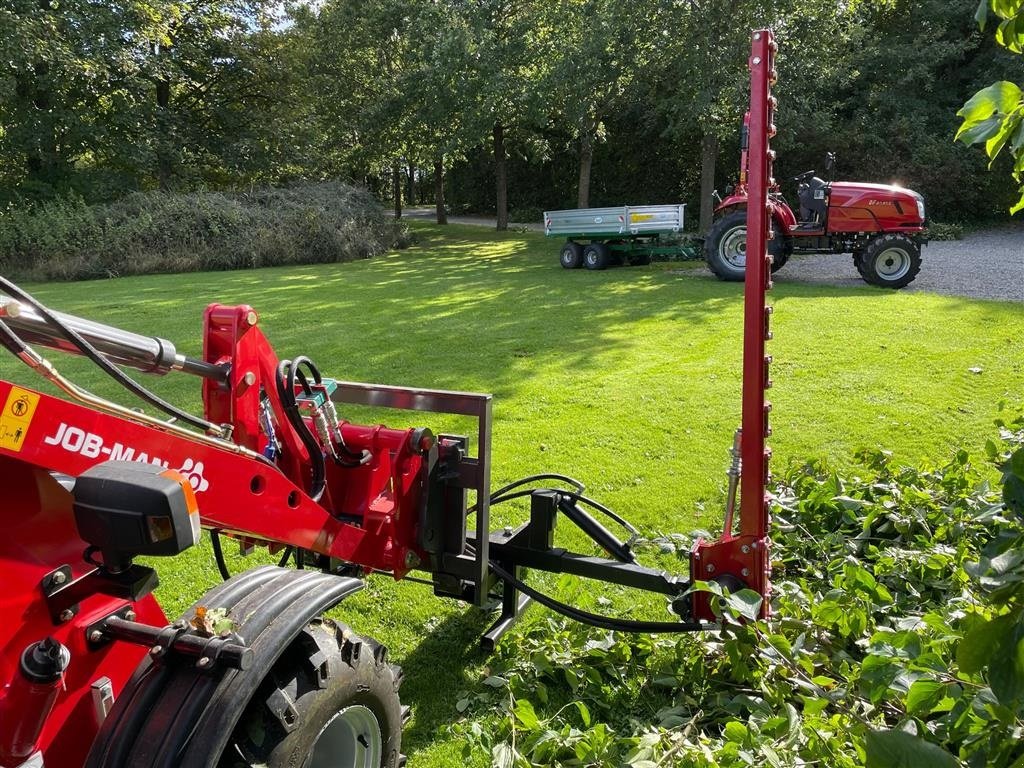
<box><xmin>957</xmin><ymin>116</ymin><xmax>1005</xmax><ymax>146</ymax></box>
<box><xmin>723</xmin><ymin>721</ymin><xmax>748</xmax><ymax>743</ymax></box>
<box><xmin>958</xmin><ymin>614</ymin><xmax>1004</xmax><ymax>674</ymax></box>
<box><xmin>574</xmin><ymin>700</ymin><xmax>591</xmax><ymax>727</ymax></box>
<box><xmin>958</xmin><ymin>81</ymin><xmax>1023</xmax><ymax>120</ymax></box>
<box><xmin>989</xmin><ymin>614</ymin><xmax>1024</xmax><ymax>705</ymax></box>
<box><xmin>512</xmin><ymin>698</ymin><xmax>540</xmax><ymax>730</ymax></box>
<box><xmin>724</xmin><ymin>589</ymin><xmax>764</xmax><ymax>621</ymax></box>
<box><xmin>996</xmin><ymin>13</ymin><xmax>1024</xmax><ymax>52</ymax></box>
<box><xmin>1010</xmin><ymin>185</ymin><xmax>1024</xmax><ymax>215</ymax></box>
<box><xmin>976</xmin><ymin>0</ymin><xmax>991</xmax><ymax>28</ymax></box>
<box><xmin>864</xmin><ymin>729</ymin><xmax>960</xmax><ymax>768</ymax></box>
<box><xmin>906</xmin><ymin>679</ymin><xmax>945</xmax><ymax>715</ymax></box>
<box><xmin>492</xmin><ymin>743</ymin><xmax>515</xmax><ymax>768</ymax></box>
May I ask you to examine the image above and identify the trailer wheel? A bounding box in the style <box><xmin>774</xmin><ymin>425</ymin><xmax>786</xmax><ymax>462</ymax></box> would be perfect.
<box><xmin>583</xmin><ymin>243</ymin><xmax>610</xmax><ymax>270</ymax></box>
<box><xmin>559</xmin><ymin>242</ymin><xmax>583</xmax><ymax>269</ymax></box>
<box><xmin>855</xmin><ymin>233</ymin><xmax>922</xmax><ymax>289</ymax></box>
<box><xmin>227</xmin><ymin>620</ymin><xmax>406</xmax><ymax>768</ymax></box>
<box><xmin>628</xmin><ymin>253</ymin><xmax>652</xmax><ymax>266</ymax></box>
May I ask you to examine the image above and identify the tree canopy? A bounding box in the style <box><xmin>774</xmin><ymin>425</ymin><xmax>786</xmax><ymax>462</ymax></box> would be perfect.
<box><xmin>0</xmin><ymin>0</ymin><xmax>1019</xmax><ymax>224</ymax></box>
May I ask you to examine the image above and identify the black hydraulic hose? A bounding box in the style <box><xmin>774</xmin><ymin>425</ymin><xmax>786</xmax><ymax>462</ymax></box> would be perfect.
<box><xmin>276</xmin><ymin>359</ymin><xmax>326</xmax><ymax>502</ymax></box>
<box><xmin>489</xmin><ymin>561</ymin><xmax>701</xmax><ymax>633</ymax></box>
<box><xmin>291</xmin><ymin>355</ymin><xmax>367</xmax><ymax>467</ymax></box>
<box><xmin>210</xmin><ymin>530</ymin><xmax>232</xmax><ymax>581</ymax></box>
<box><xmin>490</xmin><ymin>473</ymin><xmax>585</xmax><ymax>500</ymax></box>
<box><xmin>0</xmin><ymin>278</ymin><xmax>215</xmax><ymax>433</ymax></box>
<box><xmin>488</xmin><ymin>484</ymin><xmax>638</xmax><ymax>537</ymax></box>
<box><xmin>210</xmin><ymin>529</ymin><xmax>294</xmax><ymax>581</ymax></box>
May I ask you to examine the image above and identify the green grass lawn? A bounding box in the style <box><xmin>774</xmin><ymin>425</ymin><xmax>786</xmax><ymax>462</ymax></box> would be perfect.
<box><xmin>3</xmin><ymin>222</ymin><xmax>1022</xmax><ymax>766</ymax></box>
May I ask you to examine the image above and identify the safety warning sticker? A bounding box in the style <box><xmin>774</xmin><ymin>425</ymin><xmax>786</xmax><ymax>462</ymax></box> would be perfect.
<box><xmin>0</xmin><ymin>386</ymin><xmax>40</xmax><ymax>452</ymax></box>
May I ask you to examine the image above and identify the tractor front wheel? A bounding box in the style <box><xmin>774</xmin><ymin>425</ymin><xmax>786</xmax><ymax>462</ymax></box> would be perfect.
<box><xmin>855</xmin><ymin>233</ymin><xmax>922</xmax><ymax>289</ymax></box>
<box><xmin>226</xmin><ymin>621</ymin><xmax>406</xmax><ymax>768</ymax></box>
<box><xmin>705</xmin><ymin>211</ymin><xmax>790</xmax><ymax>281</ymax></box>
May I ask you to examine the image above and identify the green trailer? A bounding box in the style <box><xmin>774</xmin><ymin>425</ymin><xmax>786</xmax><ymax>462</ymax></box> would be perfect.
<box><xmin>543</xmin><ymin>204</ymin><xmax>698</xmax><ymax>269</ymax></box>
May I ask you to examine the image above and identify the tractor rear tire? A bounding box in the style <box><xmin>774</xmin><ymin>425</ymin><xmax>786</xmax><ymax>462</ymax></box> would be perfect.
<box><xmin>855</xmin><ymin>233</ymin><xmax>922</xmax><ymax>289</ymax></box>
<box><xmin>559</xmin><ymin>242</ymin><xmax>583</xmax><ymax>269</ymax></box>
<box><xmin>705</xmin><ymin>211</ymin><xmax>790</xmax><ymax>281</ymax></box>
<box><xmin>583</xmin><ymin>243</ymin><xmax>610</xmax><ymax>270</ymax></box>
<box><xmin>224</xmin><ymin>620</ymin><xmax>406</xmax><ymax>768</ymax></box>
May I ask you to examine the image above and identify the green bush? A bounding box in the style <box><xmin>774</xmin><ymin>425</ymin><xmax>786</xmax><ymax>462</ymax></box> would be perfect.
<box><xmin>0</xmin><ymin>182</ymin><xmax>410</xmax><ymax>281</ymax></box>
<box><xmin>452</xmin><ymin>413</ymin><xmax>1024</xmax><ymax>767</ymax></box>
<box><xmin>509</xmin><ymin>206</ymin><xmax>545</xmax><ymax>224</ymax></box>
<box><xmin>925</xmin><ymin>221</ymin><xmax>964</xmax><ymax>241</ymax></box>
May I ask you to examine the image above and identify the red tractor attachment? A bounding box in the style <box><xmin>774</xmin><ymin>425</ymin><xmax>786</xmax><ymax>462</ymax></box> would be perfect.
<box><xmin>705</xmin><ymin>107</ymin><xmax>928</xmax><ymax>289</ymax></box>
<box><xmin>0</xmin><ymin>31</ymin><xmax>777</xmax><ymax>768</ymax></box>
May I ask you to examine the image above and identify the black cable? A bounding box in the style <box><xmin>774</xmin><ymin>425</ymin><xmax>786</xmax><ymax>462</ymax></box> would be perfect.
<box><xmin>488</xmin><ymin>485</ymin><xmax>638</xmax><ymax>537</ymax></box>
<box><xmin>490</xmin><ymin>473</ymin><xmax>585</xmax><ymax>500</ymax></box>
<box><xmin>489</xmin><ymin>561</ymin><xmax>701</xmax><ymax>633</ymax></box>
<box><xmin>0</xmin><ymin>278</ymin><xmax>216</xmax><ymax>433</ymax></box>
<box><xmin>211</xmin><ymin>529</ymin><xmax>293</xmax><ymax>581</ymax></box>
<box><xmin>278</xmin><ymin>546</ymin><xmax>294</xmax><ymax>568</ymax></box>
<box><xmin>276</xmin><ymin>358</ymin><xmax>327</xmax><ymax>502</ymax></box>
<box><xmin>210</xmin><ymin>530</ymin><xmax>232</xmax><ymax>581</ymax></box>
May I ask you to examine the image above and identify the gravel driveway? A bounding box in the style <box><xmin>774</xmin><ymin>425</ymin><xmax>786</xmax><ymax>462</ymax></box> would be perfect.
<box><xmin>716</xmin><ymin>225</ymin><xmax>1024</xmax><ymax>302</ymax></box>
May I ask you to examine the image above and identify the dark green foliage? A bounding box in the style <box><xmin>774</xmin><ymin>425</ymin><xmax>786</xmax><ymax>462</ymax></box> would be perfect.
<box><xmin>452</xmin><ymin>415</ymin><xmax>1024</xmax><ymax>766</ymax></box>
<box><xmin>0</xmin><ymin>183</ymin><xmax>409</xmax><ymax>281</ymax></box>
<box><xmin>956</xmin><ymin>1</ymin><xmax>1024</xmax><ymax>213</ymax></box>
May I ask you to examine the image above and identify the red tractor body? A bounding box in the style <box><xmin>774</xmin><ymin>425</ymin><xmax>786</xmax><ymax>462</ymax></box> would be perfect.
<box><xmin>707</xmin><ymin>118</ymin><xmax>928</xmax><ymax>288</ymax></box>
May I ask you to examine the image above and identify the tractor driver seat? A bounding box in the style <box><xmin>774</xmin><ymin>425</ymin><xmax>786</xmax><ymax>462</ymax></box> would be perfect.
<box><xmin>797</xmin><ymin>176</ymin><xmax>828</xmax><ymax>227</ymax></box>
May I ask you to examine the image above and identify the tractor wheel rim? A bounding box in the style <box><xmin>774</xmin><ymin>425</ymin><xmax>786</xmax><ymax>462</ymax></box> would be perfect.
<box><xmin>307</xmin><ymin>704</ymin><xmax>383</xmax><ymax>768</ymax></box>
<box><xmin>875</xmin><ymin>247</ymin><xmax>910</xmax><ymax>279</ymax></box>
<box><xmin>720</xmin><ymin>227</ymin><xmax>747</xmax><ymax>268</ymax></box>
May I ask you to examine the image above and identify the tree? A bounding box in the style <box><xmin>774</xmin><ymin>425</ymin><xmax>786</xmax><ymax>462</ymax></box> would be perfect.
<box><xmin>540</xmin><ymin>0</ymin><xmax>662</xmax><ymax>209</ymax></box>
<box><xmin>956</xmin><ymin>0</ymin><xmax>1024</xmax><ymax>213</ymax></box>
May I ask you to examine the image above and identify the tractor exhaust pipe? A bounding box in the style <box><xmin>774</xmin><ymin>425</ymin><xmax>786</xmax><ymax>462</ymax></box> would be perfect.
<box><xmin>0</xmin><ymin>298</ymin><xmax>227</xmax><ymax>384</ymax></box>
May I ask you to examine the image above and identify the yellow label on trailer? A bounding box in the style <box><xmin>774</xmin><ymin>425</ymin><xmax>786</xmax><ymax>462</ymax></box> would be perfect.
<box><xmin>0</xmin><ymin>386</ymin><xmax>40</xmax><ymax>452</ymax></box>
<box><xmin>630</xmin><ymin>213</ymin><xmax>654</xmax><ymax>222</ymax></box>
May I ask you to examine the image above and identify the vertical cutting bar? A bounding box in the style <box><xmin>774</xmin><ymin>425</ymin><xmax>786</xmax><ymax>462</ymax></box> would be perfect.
<box><xmin>740</xmin><ymin>29</ymin><xmax>774</xmax><ymax>542</ymax></box>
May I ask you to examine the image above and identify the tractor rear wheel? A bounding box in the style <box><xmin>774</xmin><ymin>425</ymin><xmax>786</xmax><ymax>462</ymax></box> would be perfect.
<box><xmin>559</xmin><ymin>242</ymin><xmax>583</xmax><ymax>269</ymax></box>
<box><xmin>855</xmin><ymin>233</ymin><xmax>922</xmax><ymax>289</ymax></box>
<box><xmin>705</xmin><ymin>211</ymin><xmax>790</xmax><ymax>281</ymax></box>
<box><xmin>224</xmin><ymin>620</ymin><xmax>406</xmax><ymax>768</ymax></box>
<box><xmin>582</xmin><ymin>243</ymin><xmax>610</xmax><ymax>270</ymax></box>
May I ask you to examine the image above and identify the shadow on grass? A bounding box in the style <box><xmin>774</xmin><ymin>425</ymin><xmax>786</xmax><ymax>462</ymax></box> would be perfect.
<box><xmin>395</xmin><ymin>608</ymin><xmax>493</xmax><ymax>754</ymax></box>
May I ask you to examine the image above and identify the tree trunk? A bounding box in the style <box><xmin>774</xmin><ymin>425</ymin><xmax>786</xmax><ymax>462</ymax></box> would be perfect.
<box><xmin>393</xmin><ymin>165</ymin><xmax>402</xmax><ymax>219</ymax></box>
<box><xmin>155</xmin><ymin>77</ymin><xmax>173</xmax><ymax>190</ymax></box>
<box><xmin>577</xmin><ymin>130</ymin><xmax>594</xmax><ymax>209</ymax></box>
<box><xmin>493</xmin><ymin>122</ymin><xmax>508</xmax><ymax>231</ymax></box>
<box><xmin>434</xmin><ymin>158</ymin><xmax>447</xmax><ymax>225</ymax></box>
<box><xmin>407</xmin><ymin>162</ymin><xmax>415</xmax><ymax>205</ymax></box>
<box><xmin>699</xmin><ymin>133</ymin><xmax>719</xmax><ymax>235</ymax></box>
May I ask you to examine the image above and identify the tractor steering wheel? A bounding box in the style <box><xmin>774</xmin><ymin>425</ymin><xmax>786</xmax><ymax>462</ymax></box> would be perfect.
<box><xmin>792</xmin><ymin>170</ymin><xmax>816</xmax><ymax>184</ymax></box>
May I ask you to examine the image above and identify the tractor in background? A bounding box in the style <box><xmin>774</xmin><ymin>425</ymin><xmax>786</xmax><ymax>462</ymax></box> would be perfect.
<box><xmin>705</xmin><ymin>118</ymin><xmax>928</xmax><ymax>289</ymax></box>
